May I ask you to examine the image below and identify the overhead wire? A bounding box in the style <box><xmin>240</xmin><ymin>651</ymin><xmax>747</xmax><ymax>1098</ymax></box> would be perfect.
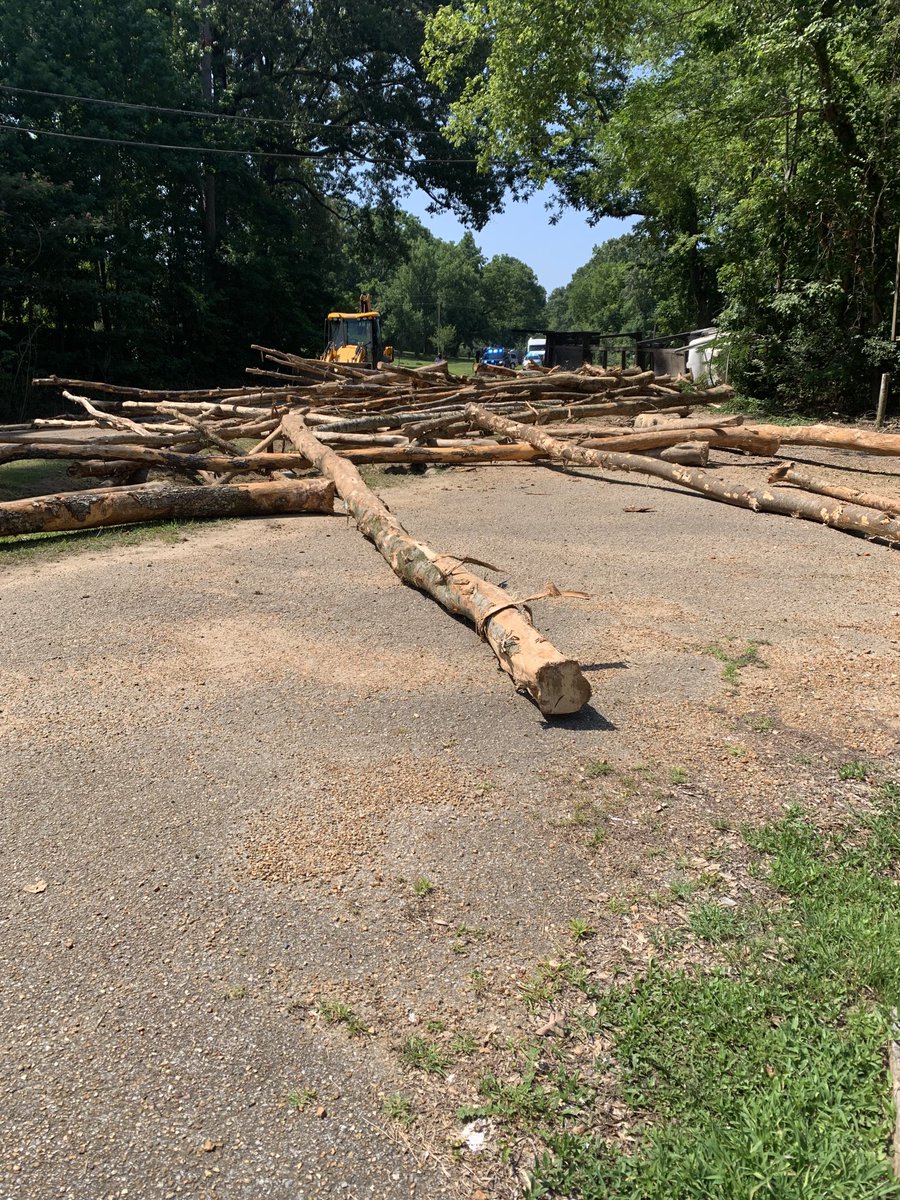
<box><xmin>0</xmin><ymin>121</ymin><xmax>478</xmax><ymax>164</ymax></box>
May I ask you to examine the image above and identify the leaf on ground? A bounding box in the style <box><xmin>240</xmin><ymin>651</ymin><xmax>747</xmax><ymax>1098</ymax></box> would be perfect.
<box><xmin>23</xmin><ymin>879</ymin><xmax>47</xmax><ymax>894</ymax></box>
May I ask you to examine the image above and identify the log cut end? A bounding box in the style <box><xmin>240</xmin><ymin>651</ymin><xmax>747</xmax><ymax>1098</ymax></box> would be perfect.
<box><xmin>528</xmin><ymin>656</ymin><xmax>593</xmax><ymax>716</ymax></box>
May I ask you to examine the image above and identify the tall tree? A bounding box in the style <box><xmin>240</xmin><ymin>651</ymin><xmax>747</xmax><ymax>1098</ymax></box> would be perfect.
<box><xmin>424</xmin><ymin>0</ymin><xmax>900</xmax><ymax>409</ymax></box>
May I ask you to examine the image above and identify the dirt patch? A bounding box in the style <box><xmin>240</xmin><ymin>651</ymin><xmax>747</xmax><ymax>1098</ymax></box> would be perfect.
<box><xmin>242</xmin><ymin>754</ymin><xmax>487</xmax><ymax>883</ymax></box>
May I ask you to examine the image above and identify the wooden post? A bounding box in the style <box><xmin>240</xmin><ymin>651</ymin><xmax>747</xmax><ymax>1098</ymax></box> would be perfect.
<box><xmin>876</xmin><ymin>228</ymin><xmax>900</xmax><ymax>428</ymax></box>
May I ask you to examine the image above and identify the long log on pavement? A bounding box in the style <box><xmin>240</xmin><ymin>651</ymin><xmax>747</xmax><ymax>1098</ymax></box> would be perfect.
<box><xmin>747</xmin><ymin>423</ymin><xmax>900</xmax><ymax>457</ymax></box>
<box><xmin>281</xmin><ymin>412</ymin><xmax>591</xmax><ymax>715</ymax></box>
<box><xmin>0</xmin><ymin>478</ymin><xmax>334</xmax><ymax>537</ymax></box>
<box><xmin>464</xmin><ymin>406</ymin><xmax>900</xmax><ymax>546</ymax></box>
<box><xmin>768</xmin><ymin>462</ymin><xmax>900</xmax><ymax>514</ymax></box>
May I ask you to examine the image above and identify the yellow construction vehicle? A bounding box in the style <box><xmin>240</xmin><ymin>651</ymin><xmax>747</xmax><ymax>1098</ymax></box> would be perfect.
<box><xmin>322</xmin><ymin>294</ymin><xmax>394</xmax><ymax>369</ymax></box>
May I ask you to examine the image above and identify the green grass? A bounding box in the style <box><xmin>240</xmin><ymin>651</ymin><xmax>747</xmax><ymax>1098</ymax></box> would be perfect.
<box><xmin>317</xmin><ymin>998</ymin><xmax>369</xmax><ymax>1037</ymax></box>
<box><xmin>397</xmin><ymin>1035</ymin><xmax>449</xmax><ymax>1076</ymax></box>
<box><xmin>0</xmin><ymin>459</ymin><xmax>93</xmax><ymax>501</ymax></box>
<box><xmin>839</xmin><ymin>761</ymin><xmax>870</xmax><ymax>782</ymax></box>
<box><xmin>413</xmin><ymin>876</ymin><xmax>435</xmax><ymax>898</ymax></box>
<box><xmin>0</xmin><ymin>462</ymin><xmax>222</xmax><ymax>562</ymax></box>
<box><xmin>703</xmin><ymin>639</ymin><xmax>768</xmax><ymax>687</ymax></box>
<box><xmin>465</xmin><ymin>791</ymin><xmax>900</xmax><ymax>1199</ymax></box>
<box><xmin>286</xmin><ymin>1086</ymin><xmax>318</xmax><ymax>1111</ymax></box>
<box><xmin>0</xmin><ymin>518</ymin><xmax>202</xmax><ymax>563</ymax></box>
<box><xmin>382</xmin><ymin>1092</ymin><xmax>415</xmax><ymax>1126</ymax></box>
<box><xmin>584</xmin><ymin>759</ymin><xmax>613</xmax><ymax>779</ymax></box>
<box><xmin>395</xmin><ymin>355</ymin><xmax>475</xmax><ymax>377</ymax></box>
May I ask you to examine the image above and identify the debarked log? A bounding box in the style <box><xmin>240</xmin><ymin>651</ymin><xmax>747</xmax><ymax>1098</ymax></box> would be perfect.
<box><xmin>281</xmin><ymin>412</ymin><xmax>591</xmax><ymax>716</ymax></box>
<box><xmin>0</xmin><ymin>478</ymin><xmax>334</xmax><ymax>536</ymax></box>
<box><xmin>463</xmin><ymin>406</ymin><xmax>900</xmax><ymax>546</ymax></box>
<box><xmin>768</xmin><ymin>462</ymin><xmax>900</xmax><ymax>514</ymax></box>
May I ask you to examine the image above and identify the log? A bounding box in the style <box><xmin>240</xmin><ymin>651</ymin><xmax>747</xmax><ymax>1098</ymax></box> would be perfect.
<box><xmin>0</xmin><ymin>478</ymin><xmax>334</xmax><ymax>537</ymax></box>
<box><xmin>768</xmin><ymin>462</ymin><xmax>900</xmax><ymax>515</ymax></box>
<box><xmin>281</xmin><ymin>412</ymin><xmax>591</xmax><ymax>715</ymax></box>
<box><xmin>463</xmin><ymin>405</ymin><xmax>900</xmax><ymax>546</ymax></box>
<box><xmin>579</xmin><ymin>427</ymin><xmax>779</xmax><ymax>455</ymax></box>
<box><xmin>633</xmin><ymin>412</ymin><xmax>743</xmax><ymax>431</ymax></box>
<box><xmin>655</xmin><ymin>441</ymin><xmax>709</xmax><ymax>466</ymax></box>
<box><xmin>0</xmin><ymin>440</ymin><xmax>312</xmax><ymax>475</ymax></box>
<box><xmin>747</xmin><ymin>423</ymin><xmax>900</xmax><ymax>457</ymax></box>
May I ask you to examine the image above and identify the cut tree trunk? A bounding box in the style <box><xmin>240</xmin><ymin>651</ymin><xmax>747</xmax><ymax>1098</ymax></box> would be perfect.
<box><xmin>578</xmin><ymin>427</ymin><xmax>779</xmax><ymax>455</ymax></box>
<box><xmin>464</xmin><ymin>405</ymin><xmax>900</xmax><ymax>546</ymax></box>
<box><xmin>768</xmin><ymin>462</ymin><xmax>900</xmax><ymax>514</ymax></box>
<box><xmin>747</xmin><ymin>423</ymin><xmax>900</xmax><ymax>456</ymax></box>
<box><xmin>281</xmin><ymin>412</ymin><xmax>591</xmax><ymax>716</ymax></box>
<box><xmin>654</xmin><ymin>441</ymin><xmax>709</xmax><ymax>466</ymax></box>
<box><xmin>0</xmin><ymin>478</ymin><xmax>334</xmax><ymax>537</ymax></box>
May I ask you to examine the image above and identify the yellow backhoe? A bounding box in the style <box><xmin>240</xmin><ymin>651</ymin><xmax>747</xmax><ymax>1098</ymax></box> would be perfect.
<box><xmin>322</xmin><ymin>294</ymin><xmax>394</xmax><ymax>369</ymax></box>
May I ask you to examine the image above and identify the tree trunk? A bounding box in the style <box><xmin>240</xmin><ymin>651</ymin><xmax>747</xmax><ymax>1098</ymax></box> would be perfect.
<box><xmin>0</xmin><ymin>478</ymin><xmax>334</xmax><ymax>537</ymax></box>
<box><xmin>768</xmin><ymin>462</ymin><xmax>900</xmax><ymax>514</ymax></box>
<box><xmin>747</xmin><ymin>423</ymin><xmax>900</xmax><ymax>456</ymax></box>
<box><xmin>464</xmin><ymin>405</ymin><xmax>900</xmax><ymax>546</ymax></box>
<box><xmin>280</xmin><ymin>413</ymin><xmax>591</xmax><ymax>716</ymax></box>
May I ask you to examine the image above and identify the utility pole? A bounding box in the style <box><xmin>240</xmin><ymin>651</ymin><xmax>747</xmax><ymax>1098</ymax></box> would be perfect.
<box><xmin>875</xmin><ymin>226</ymin><xmax>900</xmax><ymax>428</ymax></box>
<box><xmin>199</xmin><ymin>0</ymin><xmax>217</xmax><ymax>255</ymax></box>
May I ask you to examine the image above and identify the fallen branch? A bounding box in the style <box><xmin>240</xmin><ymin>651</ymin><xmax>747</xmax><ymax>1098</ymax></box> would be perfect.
<box><xmin>281</xmin><ymin>412</ymin><xmax>591</xmax><ymax>715</ymax></box>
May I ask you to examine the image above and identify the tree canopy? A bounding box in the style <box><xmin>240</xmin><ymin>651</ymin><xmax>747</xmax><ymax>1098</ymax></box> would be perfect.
<box><xmin>425</xmin><ymin>0</ymin><xmax>900</xmax><ymax>409</ymax></box>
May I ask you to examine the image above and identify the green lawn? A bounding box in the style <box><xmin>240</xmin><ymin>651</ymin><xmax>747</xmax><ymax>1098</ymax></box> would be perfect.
<box><xmin>395</xmin><ymin>355</ymin><xmax>476</xmax><ymax>377</ymax></box>
<box><xmin>464</xmin><ymin>786</ymin><xmax>900</xmax><ymax>1199</ymax></box>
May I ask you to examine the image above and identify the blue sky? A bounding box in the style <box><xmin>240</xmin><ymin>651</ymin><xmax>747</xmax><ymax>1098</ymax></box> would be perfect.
<box><xmin>403</xmin><ymin>184</ymin><xmax>636</xmax><ymax>295</ymax></box>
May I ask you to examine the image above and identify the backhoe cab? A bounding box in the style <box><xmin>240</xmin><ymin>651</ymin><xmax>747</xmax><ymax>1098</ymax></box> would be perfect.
<box><xmin>322</xmin><ymin>294</ymin><xmax>393</xmax><ymax>369</ymax></box>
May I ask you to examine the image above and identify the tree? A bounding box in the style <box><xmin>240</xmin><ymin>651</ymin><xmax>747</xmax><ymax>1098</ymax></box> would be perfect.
<box><xmin>424</xmin><ymin>0</ymin><xmax>900</xmax><ymax>410</ymax></box>
<box><xmin>481</xmin><ymin>255</ymin><xmax>546</xmax><ymax>341</ymax></box>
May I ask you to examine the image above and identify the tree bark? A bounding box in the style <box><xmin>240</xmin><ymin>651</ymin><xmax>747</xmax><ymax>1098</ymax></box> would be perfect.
<box><xmin>747</xmin><ymin>423</ymin><xmax>900</xmax><ymax>456</ymax></box>
<box><xmin>464</xmin><ymin>405</ymin><xmax>900</xmax><ymax>546</ymax></box>
<box><xmin>768</xmin><ymin>462</ymin><xmax>900</xmax><ymax>515</ymax></box>
<box><xmin>0</xmin><ymin>478</ymin><xmax>334</xmax><ymax>537</ymax></box>
<box><xmin>280</xmin><ymin>413</ymin><xmax>591</xmax><ymax>716</ymax></box>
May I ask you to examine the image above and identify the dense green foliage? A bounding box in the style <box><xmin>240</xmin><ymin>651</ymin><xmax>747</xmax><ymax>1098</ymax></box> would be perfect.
<box><xmin>425</xmin><ymin>0</ymin><xmax>900</xmax><ymax>412</ymax></box>
<box><xmin>463</xmin><ymin>789</ymin><xmax>900</xmax><ymax>1197</ymax></box>
<box><xmin>0</xmin><ymin>0</ymin><xmax>508</xmax><ymax>417</ymax></box>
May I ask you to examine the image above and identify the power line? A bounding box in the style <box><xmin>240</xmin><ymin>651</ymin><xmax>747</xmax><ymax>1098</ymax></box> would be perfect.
<box><xmin>0</xmin><ymin>83</ymin><xmax>431</xmax><ymax>138</ymax></box>
<box><xmin>0</xmin><ymin>122</ymin><xmax>478</xmax><ymax>164</ymax></box>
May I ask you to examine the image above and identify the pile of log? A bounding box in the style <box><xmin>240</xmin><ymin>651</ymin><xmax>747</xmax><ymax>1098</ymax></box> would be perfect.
<box><xmin>2</xmin><ymin>351</ymin><xmax>899</xmax><ymax>716</ymax></box>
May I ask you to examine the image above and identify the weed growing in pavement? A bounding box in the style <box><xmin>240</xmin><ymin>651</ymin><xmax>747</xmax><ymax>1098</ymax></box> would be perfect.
<box><xmin>749</xmin><ymin>714</ymin><xmax>774</xmax><ymax>733</ymax></box>
<box><xmin>584</xmin><ymin>759</ymin><xmax>613</xmax><ymax>779</ymax></box>
<box><xmin>382</xmin><ymin>1093</ymin><xmax>415</xmax><ymax>1126</ymax></box>
<box><xmin>468</xmin><ymin>789</ymin><xmax>900</xmax><ymax>1199</ymax></box>
<box><xmin>703</xmin><ymin>639</ymin><xmax>768</xmax><ymax>687</ymax></box>
<box><xmin>318</xmin><ymin>998</ymin><xmax>369</xmax><ymax>1037</ymax></box>
<box><xmin>518</xmin><ymin>959</ymin><xmax>587</xmax><ymax>1009</ymax></box>
<box><xmin>469</xmin><ymin>968</ymin><xmax>489</xmax><ymax>997</ymax></box>
<box><xmin>838</xmin><ymin>760</ymin><xmax>870</xmax><ymax>782</ymax></box>
<box><xmin>223</xmin><ymin>984</ymin><xmax>248</xmax><ymax>1001</ymax></box>
<box><xmin>460</xmin><ymin>1043</ymin><xmax>595</xmax><ymax>1131</ymax></box>
<box><xmin>568</xmin><ymin>918</ymin><xmax>596</xmax><ymax>942</ymax></box>
<box><xmin>413</xmin><ymin>876</ymin><xmax>435</xmax><ymax>897</ymax></box>
<box><xmin>726</xmin><ymin>743</ymin><xmax>748</xmax><ymax>758</ymax></box>
<box><xmin>398</xmin><ymin>1035</ymin><xmax>448</xmax><ymax>1075</ymax></box>
<box><xmin>606</xmin><ymin>896</ymin><xmax>630</xmax><ymax>915</ymax></box>
<box><xmin>669</xmin><ymin>766</ymin><xmax>688</xmax><ymax>785</ymax></box>
<box><xmin>450</xmin><ymin>1032</ymin><xmax>478</xmax><ymax>1056</ymax></box>
<box><xmin>286</xmin><ymin>1087</ymin><xmax>318</xmax><ymax>1111</ymax></box>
